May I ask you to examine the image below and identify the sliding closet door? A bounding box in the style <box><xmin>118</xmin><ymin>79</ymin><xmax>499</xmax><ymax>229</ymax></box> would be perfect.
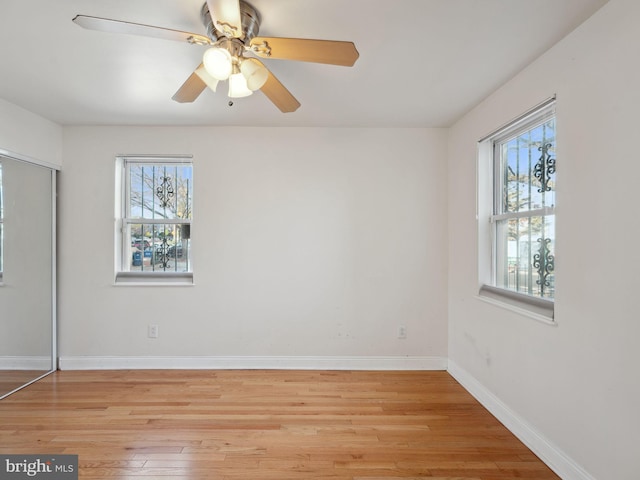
<box><xmin>0</xmin><ymin>156</ymin><xmax>56</xmax><ymax>399</ymax></box>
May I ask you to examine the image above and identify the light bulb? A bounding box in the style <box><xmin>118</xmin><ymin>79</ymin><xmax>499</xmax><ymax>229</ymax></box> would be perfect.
<box><xmin>240</xmin><ymin>58</ymin><xmax>268</xmax><ymax>91</ymax></box>
<box><xmin>202</xmin><ymin>47</ymin><xmax>232</xmax><ymax>80</ymax></box>
<box><xmin>228</xmin><ymin>72</ymin><xmax>253</xmax><ymax>98</ymax></box>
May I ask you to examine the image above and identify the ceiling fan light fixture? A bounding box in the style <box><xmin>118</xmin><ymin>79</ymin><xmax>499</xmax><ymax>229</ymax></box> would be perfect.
<box><xmin>195</xmin><ymin>66</ymin><xmax>219</xmax><ymax>92</ymax></box>
<box><xmin>240</xmin><ymin>57</ymin><xmax>268</xmax><ymax>91</ymax></box>
<box><xmin>228</xmin><ymin>71</ymin><xmax>253</xmax><ymax>98</ymax></box>
<box><xmin>202</xmin><ymin>47</ymin><xmax>233</xmax><ymax>80</ymax></box>
<box><xmin>73</xmin><ymin>0</ymin><xmax>359</xmax><ymax>112</ymax></box>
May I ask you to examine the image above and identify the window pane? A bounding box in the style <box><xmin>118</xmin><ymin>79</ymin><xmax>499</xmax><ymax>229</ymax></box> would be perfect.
<box><xmin>495</xmin><ymin>215</ymin><xmax>555</xmax><ymax>298</ymax></box>
<box><xmin>126</xmin><ymin>223</ymin><xmax>191</xmax><ymax>273</ymax></box>
<box><xmin>501</xmin><ymin>118</ymin><xmax>556</xmax><ymax>213</ymax></box>
<box><xmin>128</xmin><ymin>164</ymin><xmax>193</xmax><ymax>221</ymax></box>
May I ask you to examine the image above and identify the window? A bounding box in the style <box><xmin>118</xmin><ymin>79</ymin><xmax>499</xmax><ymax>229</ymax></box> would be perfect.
<box><xmin>116</xmin><ymin>156</ymin><xmax>193</xmax><ymax>284</ymax></box>
<box><xmin>479</xmin><ymin>99</ymin><xmax>556</xmax><ymax>318</ymax></box>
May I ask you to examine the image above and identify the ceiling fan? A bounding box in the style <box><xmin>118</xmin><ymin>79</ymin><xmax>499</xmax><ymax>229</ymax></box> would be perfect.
<box><xmin>72</xmin><ymin>0</ymin><xmax>359</xmax><ymax>113</ymax></box>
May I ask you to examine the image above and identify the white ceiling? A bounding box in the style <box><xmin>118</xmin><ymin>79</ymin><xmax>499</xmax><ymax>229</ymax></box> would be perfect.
<box><xmin>0</xmin><ymin>0</ymin><xmax>608</xmax><ymax>127</ymax></box>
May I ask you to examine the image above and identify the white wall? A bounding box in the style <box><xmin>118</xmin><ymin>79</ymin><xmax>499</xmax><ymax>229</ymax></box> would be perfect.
<box><xmin>0</xmin><ymin>98</ymin><xmax>62</xmax><ymax>168</ymax></box>
<box><xmin>59</xmin><ymin>126</ymin><xmax>448</xmax><ymax>368</ymax></box>
<box><xmin>447</xmin><ymin>0</ymin><xmax>639</xmax><ymax>479</ymax></box>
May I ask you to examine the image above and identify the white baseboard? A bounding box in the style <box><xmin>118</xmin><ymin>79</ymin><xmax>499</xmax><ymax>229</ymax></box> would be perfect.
<box><xmin>0</xmin><ymin>356</ymin><xmax>52</xmax><ymax>370</ymax></box>
<box><xmin>447</xmin><ymin>360</ymin><xmax>596</xmax><ymax>480</ymax></box>
<box><xmin>59</xmin><ymin>355</ymin><xmax>448</xmax><ymax>371</ymax></box>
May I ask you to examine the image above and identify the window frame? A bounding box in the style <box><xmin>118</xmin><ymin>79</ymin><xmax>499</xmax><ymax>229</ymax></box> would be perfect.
<box><xmin>115</xmin><ymin>155</ymin><xmax>194</xmax><ymax>286</ymax></box>
<box><xmin>477</xmin><ymin>98</ymin><xmax>556</xmax><ymax>322</ymax></box>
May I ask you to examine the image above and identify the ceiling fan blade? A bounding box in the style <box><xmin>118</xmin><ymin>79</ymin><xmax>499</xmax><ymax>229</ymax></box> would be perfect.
<box><xmin>172</xmin><ymin>64</ymin><xmax>219</xmax><ymax>103</ymax></box>
<box><xmin>249</xmin><ymin>37</ymin><xmax>359</xmax><ymax>66</ymax></box>
<box><xmin>260</xmin><ymin>69</ymin><xmax>301</xmax><ymax>113</ymax></box>
<box><xmin>72</xmin><ymin>15</ymin><xmax>212</xmax><ymax>45</ymax></box>
<box><xmin>172</xmin><ymin>69</ymin><xmax>207</xmax><ymax>103</ymax></box>
<box><xmin>206</xmin><ymin>0</ymin><xmax>243</xmax><ymax>38</ymax></box>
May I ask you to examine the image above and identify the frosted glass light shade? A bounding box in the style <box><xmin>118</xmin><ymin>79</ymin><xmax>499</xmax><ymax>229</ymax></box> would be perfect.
<box><xmin>202</xmin><ymin>47</ymin><xmax>232</xmax><ymax>80</ymax></box>
<box><xmin>195</xmin><ymin>66</ymin><xmax>219</xmax><ymax>92</ymax></box>
<box><xmin>228</xmin><ymin>72</ymin><xmax>253</xmax><ymax>98</ymax></box>
<box><xmin>240</xmin><ymin>58</ymin><xmax>268</xmax><ymax>91</ymax></box>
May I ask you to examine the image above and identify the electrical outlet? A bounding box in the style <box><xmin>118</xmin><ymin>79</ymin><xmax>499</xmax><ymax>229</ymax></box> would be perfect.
<box><xmin>148</xmin><ymin>324</ymin><xmax>159</xmax><ymax>339</ymax></box>
<box><xmin>398</xmin><ymin>325</ymin><xmax>407</xmax><ymax>339</ymax></box>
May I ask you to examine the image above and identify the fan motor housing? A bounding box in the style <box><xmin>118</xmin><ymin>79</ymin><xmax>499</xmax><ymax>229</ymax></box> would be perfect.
<box><xmin>200</xmin><ymin>1</ymin><xmax>261</xmax><ymax>43</ymax></box>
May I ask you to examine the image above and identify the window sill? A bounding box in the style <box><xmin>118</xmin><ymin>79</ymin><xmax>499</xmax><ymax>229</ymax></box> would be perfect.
<box><xmin>477</xmin><ymin>285</ymin><xmax>555</xmax><ymax>326</ymax></box>
<box><xmin>114</xmin><ymin>272</ymin><xmax>193</xmax><ymax>286</ymax></box>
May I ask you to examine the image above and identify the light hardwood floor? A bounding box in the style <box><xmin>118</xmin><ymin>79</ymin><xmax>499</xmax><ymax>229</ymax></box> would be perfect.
<box><xmin>0</xmin><ymin>370</ymin><xmax>559</xmax><ymax>479</ymax></box>
<box><xmin>0</xmin><ymin>370</ymin><xmax>49</xmax><ymax>398</ymax></box>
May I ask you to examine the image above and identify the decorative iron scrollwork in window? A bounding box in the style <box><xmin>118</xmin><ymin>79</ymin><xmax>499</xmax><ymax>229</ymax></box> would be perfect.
<box><xmin>155</xmin><ymin>237</ymin><xmax>171</xmax><ymax>269</ymax></box>
<box><xmin>534</xmin><ymin>143</ymin><xmax>556</xmax><ymax>193</ymax></box>
<box><xmin>156</xmin><ymin>176</ymin><xmax>174</xmax><ymax>208</ymax></box>
<box><xmin>533</xmin><ymin>237</ymin><xmax>554</xmax><ymax>296</ymax></box>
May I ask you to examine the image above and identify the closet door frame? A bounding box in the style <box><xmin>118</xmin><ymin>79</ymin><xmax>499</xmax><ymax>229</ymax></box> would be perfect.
<box><xmin>0</xmin><ymin>148</ymin><xmax>58</xmax><ymax>399</ymax></box>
